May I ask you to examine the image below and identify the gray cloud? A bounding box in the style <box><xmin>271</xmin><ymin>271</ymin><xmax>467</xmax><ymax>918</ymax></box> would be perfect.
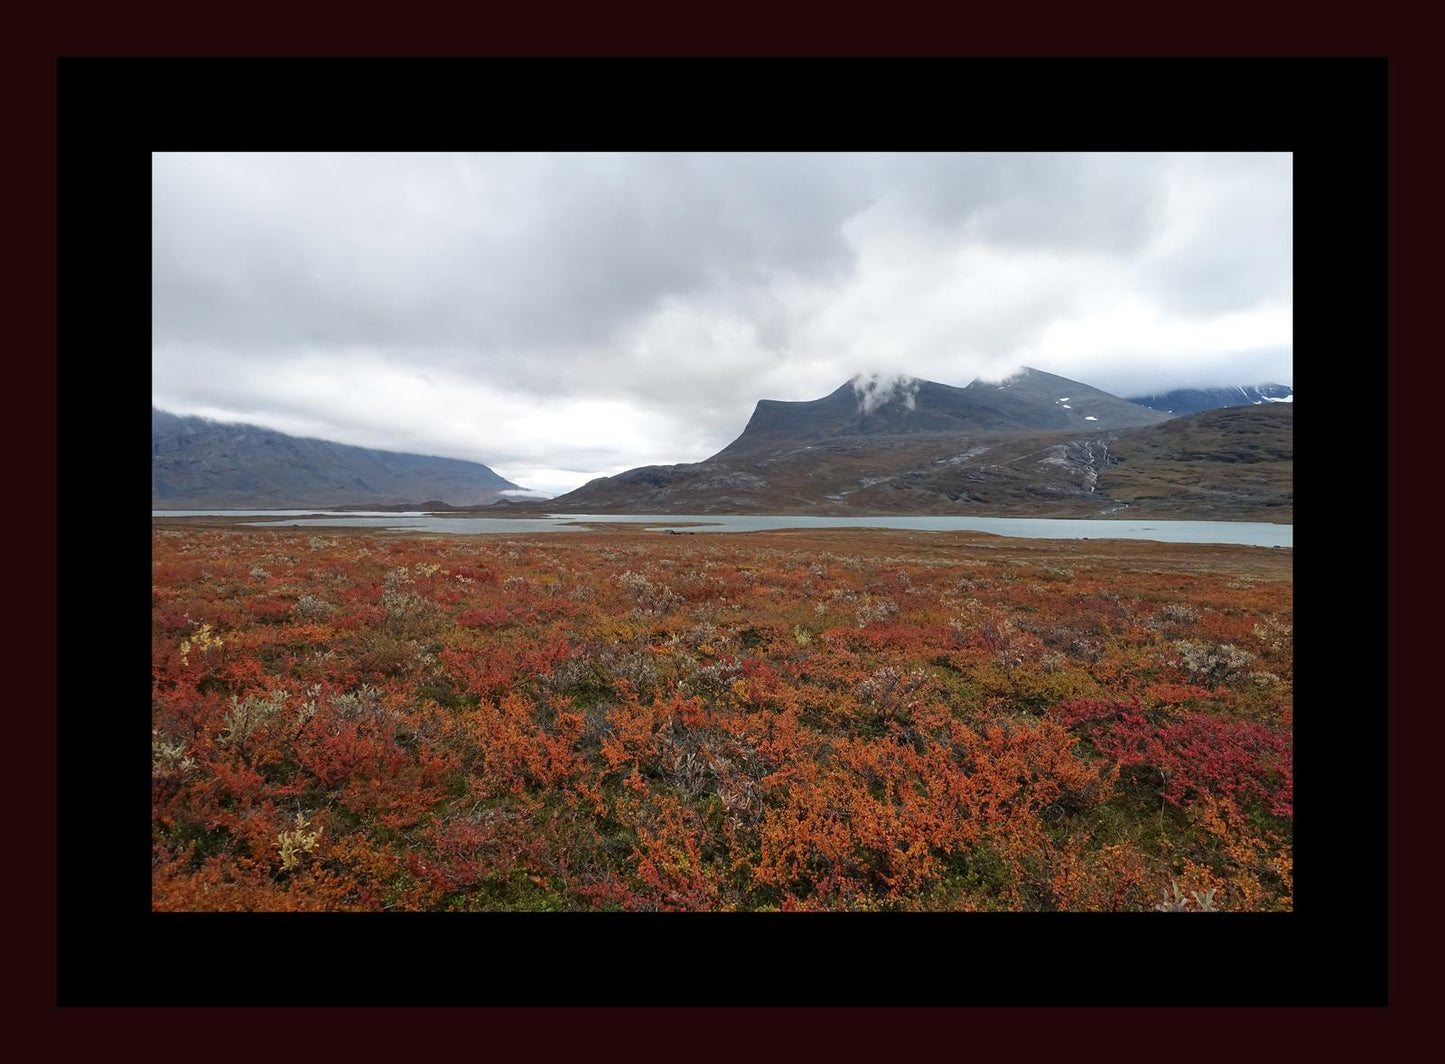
<box><xmin>882</xmin><ymin>152</ymin><xmax>1168</xmax><ymax>254</ymax></box>
<box><xmin>153</xmin><ymin>152</ymin><xmax>1292</xmax><ymax>494</ymax></box>
<box><xmin>153</xmin><ymin>152</ymin><xmax>869</xmax><ymax>357</ymax></box>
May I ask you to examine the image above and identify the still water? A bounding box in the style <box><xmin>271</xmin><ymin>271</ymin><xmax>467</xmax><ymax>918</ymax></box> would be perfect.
<box><xmin>153</xmin><ymin>511</ymin><xmax>1292</xmax><ymax>547</ymax></box>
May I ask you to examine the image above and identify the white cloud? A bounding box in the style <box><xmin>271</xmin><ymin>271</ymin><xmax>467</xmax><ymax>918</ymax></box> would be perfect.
<box><xmin>153</xmin><ymin>152</ymin><xmax>1292</xmax><ymax>490</ymax></box>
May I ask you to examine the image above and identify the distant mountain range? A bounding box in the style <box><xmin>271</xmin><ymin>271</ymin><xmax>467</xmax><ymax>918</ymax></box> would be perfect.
<box><xmin>151</xmin><ymin>408</ymin><xmax>538</xmax><ymax>509</ymax></box>
<box><xmin>152</xmin><ymin>368</ymin><xmax>1293</xmax><ymax>519</ymax></box>
<box><xmin>547</xmin><ymin>368</ymin><xmax>1292</xmax><ymax>521</ymax></box>
<box><xmin>1126</xmin><ymin>383</ymin><xmax>1293</xmax><ymax>416</ymax></box>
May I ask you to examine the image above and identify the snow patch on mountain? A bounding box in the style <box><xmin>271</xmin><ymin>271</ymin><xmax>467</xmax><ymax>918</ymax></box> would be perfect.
<box><xmin>1127</xmin><ymin>383</ymin><xmax>1293</xmax><ymax>416</ymax></box>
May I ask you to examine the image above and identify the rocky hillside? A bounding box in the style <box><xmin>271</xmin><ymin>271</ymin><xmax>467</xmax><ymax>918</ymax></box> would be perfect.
<box><xmin>549</xmin><ymin>431</ymin><xmax>1120</xmax><ymax>516</ymax></box>
<box><xmin>1094</xmin><ymin>403</ymin><xmax>1293</xmax><ymax>521</ymax></box>
<box><xmin>549</xmin><ymin>377</ymin><xmax>1291</xmax><ymax>521</ymax></box>
<box><xmin>715</xmin><ymin>367</ymin><xmax>1164</xmax><ymax>458</ymax></box>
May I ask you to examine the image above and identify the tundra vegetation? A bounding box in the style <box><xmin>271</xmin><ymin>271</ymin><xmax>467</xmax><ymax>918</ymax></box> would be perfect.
<box><xmin>152</xmin><ymin>526</ymin><xmax>1292</xmax><ymax>912</ymax></box>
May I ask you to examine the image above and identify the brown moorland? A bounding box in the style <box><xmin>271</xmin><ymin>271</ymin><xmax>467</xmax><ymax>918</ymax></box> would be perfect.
<box><xmin>152</xmin><ymin>524</ymin><xmax>1292</xmax><ymax>912</ymax></box>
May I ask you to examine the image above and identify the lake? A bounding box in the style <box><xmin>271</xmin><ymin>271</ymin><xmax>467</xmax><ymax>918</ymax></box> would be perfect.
<box><xmin>153</xmin><ymin>510</ymin><xmax>1293</xmax><ymax>547</ymax></box>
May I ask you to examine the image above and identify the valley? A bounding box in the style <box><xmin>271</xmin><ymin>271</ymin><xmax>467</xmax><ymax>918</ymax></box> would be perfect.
<box><xmin>153</xmin><ymin>368</ymin><xmax>1292</xmax><ymax>522</ymax></box>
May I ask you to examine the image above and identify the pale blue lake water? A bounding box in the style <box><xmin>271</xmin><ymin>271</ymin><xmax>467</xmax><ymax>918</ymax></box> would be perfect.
<box><xmin>153</xmin><ymin>511</ymin><xmax>1292</xmax><ymax>548</ymax></box>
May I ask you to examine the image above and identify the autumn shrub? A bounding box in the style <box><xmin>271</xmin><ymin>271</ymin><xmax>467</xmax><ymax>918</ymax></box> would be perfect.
<box><xmin>219</xmin><ymin>688</ymin><xmax>289</xmax><ymax>749</ymax></box>
<box><xmin>293</xmin><ymin>594</ymin><xmax>336</xmax><ymax>621</ymax></box>
<box><xmin>1052</xmin><ymin>698</ymin><xmax>1292</xmax><ymax>819</ymax></box>
<box><xmin>151</xmin><ymin>731</ymin><xmax>196</xmax><ymax>779</ymax></box>
<box><xmin>854</xmin><ymin>595</ymin><xmax>900</xmax><ymax>627</ymax></box>
<box><xmin>1173</xmin><ymin>640</ymin><xmax>1255</xmax><ymax>685</ymax></box>
<box><xmin>616</xmin><ymin>569</ymin><xmax>683</xmax><ymax>616</ymax></box>
<box><xmin>152</xmin><ymin>525</ymin><xmax>1291</xmax><ymax>912</ymax></box>
<box><xmin>381</xmin><ymin>590</ymin><xmax>444</xmax><ymax>637</ymax></box>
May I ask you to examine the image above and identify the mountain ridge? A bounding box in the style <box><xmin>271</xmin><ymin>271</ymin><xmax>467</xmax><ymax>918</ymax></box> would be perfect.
<box><xmin>151</xmin><ymin>407</ymin><xmax>530</xmax><ymax>509</ymax></box>
<box><xmin>549</xmin><ymin>369</ymin><xmax>1290</xmax><ymax>520</ymax></box>
<box><xmin>1127</xmin><ymin>383</ymin><xmax>1293</xmax><ymax>416</ymax></box>
<box><xmin>716</xmin><ymin>367</ymin><xmax>1166</xmax><ymax>458</ymax></box>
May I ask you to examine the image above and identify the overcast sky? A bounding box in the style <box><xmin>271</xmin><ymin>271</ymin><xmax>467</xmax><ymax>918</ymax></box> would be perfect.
<box><xmin>152</xmin><ymin>152</ymin><xmax>1292</xmax><ymax>495</ymax></box>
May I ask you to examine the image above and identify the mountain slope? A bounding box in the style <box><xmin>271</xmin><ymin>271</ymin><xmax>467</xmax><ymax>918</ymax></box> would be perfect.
<box><xmin>965</xmin><ymin>367</ymin><xmax>1172</xmax><ymax>429</ymax></box>
<box><xmin>1127</xmin><ymin>383</ymin><xmax>1293</xmax><ymax>415</ymax></box>
<box><xmin>152</xmin><ymin>408</ymin><xmax>526</xmax><ymax>508</ymax></box>
<box><xmin>552</xmin><ymin>430</ymin><xmax>1119</xmax><ymax>515</ymax></box>
<box><xmin>1095</xmin><ymin>404</ymin><xmax>1293</xmax><ymax>520</ymax></box>
<box><xmin>716</xmin><ymin>367</ymin><xmax>1165</xmax><ymax>458</ymax></box>
<box><xmin>550</xmin><ymin>372</ymin><xmax>1289</xmax><ymax>520</ymax></box>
